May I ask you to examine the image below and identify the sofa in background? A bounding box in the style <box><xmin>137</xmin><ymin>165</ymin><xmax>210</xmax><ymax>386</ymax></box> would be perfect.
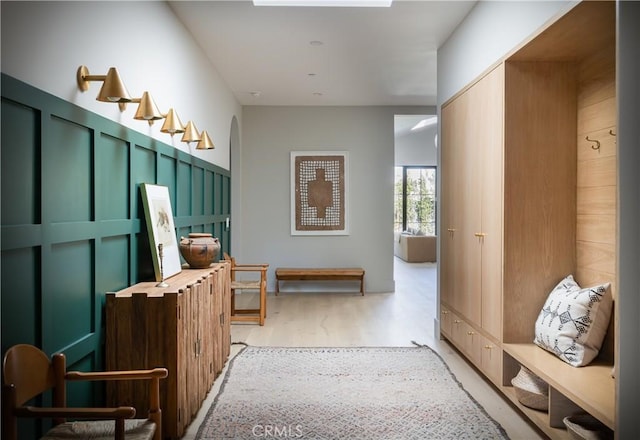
<box><xmin>394</xmin><ymin>232</ymin><xmax>437</xmax><ymax>263</ymax></box>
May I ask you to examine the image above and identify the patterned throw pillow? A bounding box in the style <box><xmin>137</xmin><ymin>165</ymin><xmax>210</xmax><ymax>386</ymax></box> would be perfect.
<box><xmin>533</xmin><ymin>275</ymin><xmax>612</xmax><ymax>367</ymax></box>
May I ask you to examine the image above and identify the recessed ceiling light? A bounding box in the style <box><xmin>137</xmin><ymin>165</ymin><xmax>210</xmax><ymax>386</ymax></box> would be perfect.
<box><xmin>254</xmin><ymin>0</ymin><xmax>392</xmax><ymax>7</ymax></box>
<box><xmin>313</xmin><ymin>92</ymin><xmax>323</xmax><ymax>96</ymax></box>
<box><xmin>250</xmin><ymin>91</ymin><xmax>262</xmax><ymax>98</ymax></box>
<box><xmin>309</xmin><ymin>40</ymin><xmax>324</xmax><ymax>46</ymax></box>
<box><xmin>308</xmin><ymin>73</ymin><xmax>317</xmax><ymax>77</ymax></box>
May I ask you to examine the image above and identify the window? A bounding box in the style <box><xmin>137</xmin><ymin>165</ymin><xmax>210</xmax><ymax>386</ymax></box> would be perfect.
<box><xmin>394</xmin><ymin>166</ymin><xmax>436</xmax><ymax>235</ymax></box>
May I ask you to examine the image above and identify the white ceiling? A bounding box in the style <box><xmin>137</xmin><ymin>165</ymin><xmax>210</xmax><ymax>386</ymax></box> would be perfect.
<box><xmin>168</xmin><ymin>0</ymin><xmax>476</xmax><ymax>107</ymax></box>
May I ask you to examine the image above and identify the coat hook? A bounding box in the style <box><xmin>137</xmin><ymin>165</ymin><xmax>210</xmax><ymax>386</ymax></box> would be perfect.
<box><xmin>609</xmin><ymin>129</ymin><xmax>616</xmax><ymax>136</ymax></box>
<box><xmin>586</xmin><ymin>135</ymin><xmax>600</xmax><ymax>151</ymax></box>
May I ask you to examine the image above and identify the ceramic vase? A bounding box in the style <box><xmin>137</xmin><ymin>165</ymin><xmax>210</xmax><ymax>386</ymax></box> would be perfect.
<box><xmin>179</xmin><ymin>233</ymin><xmax>220</xmax><ymax>268</ymax></box>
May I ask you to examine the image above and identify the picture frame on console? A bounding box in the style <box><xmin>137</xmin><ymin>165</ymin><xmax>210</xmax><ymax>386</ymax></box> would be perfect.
<box><xmin>140</xmin><ymin>183</ymin><xmax>182</xmax><ymax>281</ymax></box>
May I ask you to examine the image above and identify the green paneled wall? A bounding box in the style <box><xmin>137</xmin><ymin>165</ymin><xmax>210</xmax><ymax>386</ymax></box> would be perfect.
<box><xmin>1</xmin><ymin>74</ymin><xmax>231</xmax><ymax>411</ymax></box>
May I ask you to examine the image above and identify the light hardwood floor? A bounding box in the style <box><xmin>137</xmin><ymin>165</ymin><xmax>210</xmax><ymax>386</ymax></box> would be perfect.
<box><xmin>183</xmin><ymin>257</ymin><xmax>545</xmax><ymax>439</ymax></box>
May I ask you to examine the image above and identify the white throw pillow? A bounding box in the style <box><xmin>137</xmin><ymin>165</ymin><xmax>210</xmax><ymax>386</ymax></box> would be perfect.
<box><xmin>533</xmin><ymin>275</ymin><xmax>612</xmax><ymax>367</ymax></box>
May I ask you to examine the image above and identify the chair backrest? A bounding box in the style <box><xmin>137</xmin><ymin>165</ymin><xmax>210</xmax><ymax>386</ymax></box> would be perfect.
<box><xmin>3</xmin><ymin>344</ymin><xmax>60</xmax><ymax>406</ymax></box>
<box><xmin>2</xmin><ymin>344</ymin><xmax>68</xmax><ymax>439</ymax></box>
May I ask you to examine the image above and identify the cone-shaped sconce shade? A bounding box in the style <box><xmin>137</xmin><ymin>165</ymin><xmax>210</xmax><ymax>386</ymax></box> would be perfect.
<box><xmin>181</xmin><ymin>121</ymin><xmax>201</xmax><ymax>143</ymax></box>
<box><xmin>161</xmin><ymin>108</ymin><xmax>185</xmax><ymax>136</ymax></box>
<box><xmin>97</xmin><ymin>68</ymin><xmax>132</xmax><ymax>103</ymax></box>
<box><xmin>196</xmin><ymin>130</ymin><xmax>215</xmax><ymax>150</ymax></box>
<box><xmin>77</xmin><ymin>66</ymin><xmax>132</xmax><ymax>103</ymax></box>
<box><xmin>133</xmin><ymin>92</ymin><xmax>164</xmax><ymax>125</ymax></box>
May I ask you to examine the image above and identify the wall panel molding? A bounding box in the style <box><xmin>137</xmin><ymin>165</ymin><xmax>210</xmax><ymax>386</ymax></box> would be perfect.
<box><xmin>1</xmin><ymin>74</ymin><xmax>231</xmax><ymax>413</ymax></box>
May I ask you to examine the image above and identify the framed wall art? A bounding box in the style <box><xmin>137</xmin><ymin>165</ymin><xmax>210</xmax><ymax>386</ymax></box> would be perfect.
<box><xmin>290</xmin><ymin>151</ymin><xmax>349</xmax><ymax>235</ymax></box>
<box><xmin>140</xmin><ymin>183</ymin><xmax>182</xmax><ymax>281</ymax></box>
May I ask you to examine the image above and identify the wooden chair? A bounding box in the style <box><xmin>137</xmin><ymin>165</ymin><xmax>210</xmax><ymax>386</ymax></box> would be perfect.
<box><xmin>223</xmin><ymin>252</ymin><xmax>269</xmax><ymax>326</ymax></box>
<box><xmin>2</xmin><ymin>344</ymin><xmax>168</xmax><ymax>440</ymax></box>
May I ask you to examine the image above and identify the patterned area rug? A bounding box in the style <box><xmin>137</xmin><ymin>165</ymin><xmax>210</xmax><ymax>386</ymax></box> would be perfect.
<box><xmin>196</xmin><ymin>345</ymin><xmax>509</xmax><ymax>439</ymax></box>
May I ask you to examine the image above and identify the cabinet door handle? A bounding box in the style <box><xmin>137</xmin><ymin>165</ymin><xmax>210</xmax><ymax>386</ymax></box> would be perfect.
<box><xmin>474</xmin><ymin>232</ymin><xmax>487</xmax><ymax>237</ymax></box>
<box><xmin>484</xmin><ymin>345</ymin><xmax>493</xmax><ymax>350</ymax></box>
<box><xmin>194</xmin><ymin>339</ymin><xmax>201</xmax><ymax>357</ymax></box>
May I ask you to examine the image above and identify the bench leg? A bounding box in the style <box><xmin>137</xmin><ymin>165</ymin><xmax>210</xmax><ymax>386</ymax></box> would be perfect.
<box><xmin>360</xmin><ymin>277</ymin><xmax>365</xmax><ymax>295</ymax></box>
<box><xmin>275</xmin><ymin>278</ymin><xmax>280</xmax><ymax>296</ymax></box>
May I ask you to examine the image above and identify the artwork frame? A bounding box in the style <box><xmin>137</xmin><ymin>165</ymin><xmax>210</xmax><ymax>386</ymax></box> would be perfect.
<box><xmin>140</xmin><ymin>183</ymin><xmax>182</xmax><ymax>281</ymax></box>
<box><xmin>290</xmin><ymin>151</ymin><xmax>349</xmax><ymax>236</ymax></box>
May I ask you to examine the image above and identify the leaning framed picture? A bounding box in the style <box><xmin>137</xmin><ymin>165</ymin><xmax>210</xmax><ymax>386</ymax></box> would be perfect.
<box><xmin>290</xmin><ymin>151</ymin><xmax>349</xmax><ymax>235</ymax></box>
<box><xmin>140</xmin><ymin>183</ymin><xmax>182</xmax><ymax>281</ymax></box>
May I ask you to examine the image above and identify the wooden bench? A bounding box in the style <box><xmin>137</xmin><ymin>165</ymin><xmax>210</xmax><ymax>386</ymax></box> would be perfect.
<box><xmin>275</xmin><ymin>268</ymin><xmax>365</xmax><ymax>295</ymax></box>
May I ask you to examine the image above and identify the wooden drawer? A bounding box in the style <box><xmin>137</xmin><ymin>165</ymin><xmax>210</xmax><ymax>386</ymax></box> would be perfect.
<box><xmin>441</xmin><ymin>308</ymin><xmax>502</xmax><ymax>386</ymax></box>
<box><xmin>440</xmin><ymin>305</ymin><xmax>453</xmax><ymax>337</ymax></box>
<box><xmin>478</xmin><ymin>333</ymin><xmax>502</xmax><ymax>386</ymax></box>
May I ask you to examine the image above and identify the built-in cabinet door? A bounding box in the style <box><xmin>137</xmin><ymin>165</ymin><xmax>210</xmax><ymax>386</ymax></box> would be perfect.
<box><xmin>441</xmin><ymin>91</ymin><xmax>470</xmax><ymax>316</ymax></box>
<box><xmin>476</xmin><ymin>64</ymin><xmax>504</xmax><ymax>340</ymax></box>
<box><xmin>441</xmin><ymin>64</ymin><xmax>504</xmax><ymax>338</ymax></box>
<box><xmin>459</xmin><ymin>85</ymin><xmax>482</xmax><ymax>324</ymax></box>
<box><xmin>440</xmin><ymin>101</ymin><xmax>458</xmax><ymax>310</ymax></box>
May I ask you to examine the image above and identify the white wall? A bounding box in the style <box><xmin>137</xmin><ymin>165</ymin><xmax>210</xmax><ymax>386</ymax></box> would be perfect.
<box><xmin>395</xmin><ymin>124</ymin><xmax>438</xmax><ymax>166</ymax></box>
<box><xmin>1</xmin><ymin>1</ymin><xmax>240</xmax><ymax>169</ymax></box>
<box><xmin>437</xmin><ymin>0</ymin><xmax>575</xmax><ymax>106</ymax></box>
<box><xmin>238</xmin><ymin>105</ymin><xmax>430</xmax><ymax>293</ymax></box>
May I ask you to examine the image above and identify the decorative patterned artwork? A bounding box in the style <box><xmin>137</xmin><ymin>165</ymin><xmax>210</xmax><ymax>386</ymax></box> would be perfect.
<box><xmin>291</xmin><ymin>151</ymin><xmax>349</xmax><ymax>235</ymax></box>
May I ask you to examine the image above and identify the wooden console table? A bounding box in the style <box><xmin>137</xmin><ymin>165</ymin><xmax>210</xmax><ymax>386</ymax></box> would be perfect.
<box><xmin>105</xmin><ymin>263</ymin><xmax>231</xmax><ymax>439</ymax></box>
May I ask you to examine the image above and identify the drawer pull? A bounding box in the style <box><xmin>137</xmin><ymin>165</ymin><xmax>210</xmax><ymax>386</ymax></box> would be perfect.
<box><xmin>442</xmin><ymin>310</ymin><xmax>449</xmax><ymax>315</ymax></box>
<box><xmin>454</xmin><ymin>320</ymin><xmax>462</xmax><ymax>324</ymax></box>
<box><xmin>467</xmin><ymin>331</ymin><xmax>475</xmax><ymax>336</ymax></box>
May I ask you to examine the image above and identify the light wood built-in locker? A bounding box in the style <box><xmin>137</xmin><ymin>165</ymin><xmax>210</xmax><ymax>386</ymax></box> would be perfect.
<box><xmin>440</xmin><ymin>1</ymin><xmax>616</xmax><ymax>438</ymax></box>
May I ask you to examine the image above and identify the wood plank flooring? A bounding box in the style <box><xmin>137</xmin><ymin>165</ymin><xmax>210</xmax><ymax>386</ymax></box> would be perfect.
<box><xmin>182</xmin><ymin>257</ymin><xmax>544</xmax><ymax>439</ymax></box>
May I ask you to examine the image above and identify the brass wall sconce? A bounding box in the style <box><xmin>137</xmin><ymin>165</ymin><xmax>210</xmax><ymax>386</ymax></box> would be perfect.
<box><xmin>128</xmin><ymin>91</ymin><xmax>164</xmax><ymax>125</ymax></box>
<box><xmin>196</xmin><ymin>130</ymin><xmax>215</xmax><ymax>150</ymax></box>
<box><xmin>181</xmin><ymin>121</ymin><xmax>201</xmax><ymax>144</ymax></box>
<box><xmin>161</xmin><ymin>108</ymin><xmax>185</xmax><ymax>136</ymax></box>
<box><xmin>76</xmin><ymin>65</ymin><xmax>131</xmax><ymax>103</ymax></box>
<box><xmin>77</xmin><ymin>65</ymin><xmax>214</xmax><ymax>149</ymax></box>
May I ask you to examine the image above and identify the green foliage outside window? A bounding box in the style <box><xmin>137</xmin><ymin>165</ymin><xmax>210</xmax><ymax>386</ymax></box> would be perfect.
<box><xmin>394</xmin><ymin>166</ymin><xmax>436</xmax><ymax>235</ymax></box>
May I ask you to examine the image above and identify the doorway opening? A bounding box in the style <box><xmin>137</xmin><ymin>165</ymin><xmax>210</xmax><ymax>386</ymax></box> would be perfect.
<box><xmin>393</xmin><ymin>114</ymin><xmax>438</xmax><ymax>271</ymax></box>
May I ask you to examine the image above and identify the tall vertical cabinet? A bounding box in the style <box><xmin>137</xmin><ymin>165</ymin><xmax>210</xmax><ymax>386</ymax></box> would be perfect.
<box><xmin>440</xmin><ymin>2</ymin><xmax>617</xmax><ymax>438</ymax></box>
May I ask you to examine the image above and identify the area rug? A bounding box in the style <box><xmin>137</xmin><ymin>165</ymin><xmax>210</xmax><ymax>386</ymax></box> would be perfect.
<box><xmin>196</xmin><ymin>345</ymin><xmax>509</xmax><ymax>439</ymax></box>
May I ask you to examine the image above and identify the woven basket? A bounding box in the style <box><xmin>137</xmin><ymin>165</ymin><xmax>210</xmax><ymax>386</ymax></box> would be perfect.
<box><xmin>563</xmin><ymin>414</ymin><xmax>613</xmax><ymax>440</ymax></box>
<box><xmin>511</xmin><ymin>366</ymin><xmax>549</xmax><ymax>411</ymax></box>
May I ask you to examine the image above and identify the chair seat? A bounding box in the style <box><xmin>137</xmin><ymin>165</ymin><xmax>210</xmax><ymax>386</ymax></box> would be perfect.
<box><xmin>230</xmin><ymin>280</ymin><xmax>261</xmax><ymax>290</ymax></box>
<box><xmin>42</xmin><ymin>419</ymin><xmax>156</xmax><ymax>440</ymax></box>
